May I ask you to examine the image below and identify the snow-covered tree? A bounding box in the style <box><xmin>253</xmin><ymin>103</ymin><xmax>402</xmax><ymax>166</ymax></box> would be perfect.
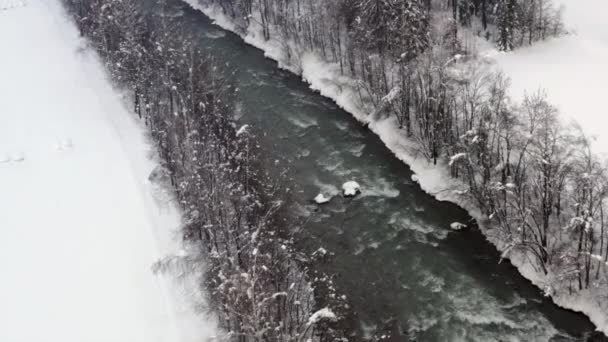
<box><xmin>496</xmin><ymin>0</ymin><xmax>518</xmax><ymax>51</ymax></box>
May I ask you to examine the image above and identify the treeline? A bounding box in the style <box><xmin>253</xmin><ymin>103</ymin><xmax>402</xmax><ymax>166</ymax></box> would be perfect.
<box><xmin>450</xmin><ymin>0</ymin><xmax>564</xmax><ymax>51</ymax></box>
<box><xmin>445</xmin><ymin>75</ymin><xmax>608</xmax><ymax>294</ymax></box>
<box><xmin>202</xmin><ymin>0</ymin><xmax>607</xmax><ymax>298</ymax></box>
<box><xmin>60</xmin><ymin>0</ymin><xmax>349</xmax><ymax>340</ymax></box>
<box><xmin>209</xmin><ymin>0</ymin><xmax>563</xmax><ymax>83</ymax></box>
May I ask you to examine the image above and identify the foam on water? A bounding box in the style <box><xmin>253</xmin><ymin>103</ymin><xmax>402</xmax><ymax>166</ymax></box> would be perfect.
<box><xmin>418</xmin><ymin>269</ymin><xmax>445</xmax><ymax>293</ymax></box>
<box><xmin>298</xmin><ymin>148</ymin><xmax>310</xmax><ymax>158</ymax></box>
<box><xmin>203</xmin><ymin>29</ymin><xmax>225</xmax><ymax>39</ymax></box>
<box><xmin>359</xmin><ymin>176</ymin><xmax>400</xmax><ymax>198</ymax></box>
<box><xmin>334</xmin><ymin>121</ymin><xmax>348</xmax><ymax>131</ymax></box>
<box><xmin>292</xmin><ymin>202</ymin><xmax>313</xmax><ymax>217</ymax></box>
<box><xmin>312</xmin><ymin>178</ymin><xmax>340</xmax><ymax>197</ymax></box>
<box><xmin>407</xmin><ymin>311</ymin><xmax>440</xmax><ymax>338</ymax></box>
<box><xmin>445</xmin><ymin>281</ymin><xmax>560</xmax><ymax>341</ymax></box>
<box><xmin>318</xmin><ymin>153</ymin><xmax>343</xmax><ymax>172</ymax></box>
<box><xmin>404</xmin><ymin>277</ymin><xmax>560</xmax><ymax>341</ymax></box>
<box><xmin>347</xmin><ymin>143</ymin><xmax>365</xmax><ymax>157</ymax></box>
<box><xmin>286</xmin><ymin>114</ymin><xmax>318</xmax><ymax>129</ymax></box>
<box><xmin>367</xmin><ymin>241</ymin><xmax>380</xmax><ymax>249</ymax></box>
<box><xmin>232</xmin><ymin>101</ymin><xmax>243</xmax><ymax>120</ymax></box>
<box><xmin>389</xmin><ymin>212</ymin><xmax>448</xmax><ymax>241</ymax></box>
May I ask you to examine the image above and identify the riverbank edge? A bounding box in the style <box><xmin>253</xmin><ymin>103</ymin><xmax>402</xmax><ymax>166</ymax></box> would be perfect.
<box><xmin>183</xmin><ymin>0</ymin><xmax>608</xmax><ymax>336</ymax></box>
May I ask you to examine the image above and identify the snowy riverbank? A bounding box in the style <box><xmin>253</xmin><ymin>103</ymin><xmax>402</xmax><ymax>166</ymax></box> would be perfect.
<box><xmin>183</xmin><ymin>0</ymin><xmax>608</xmax><ymax>336</ymax></box>
<box><xmin>0</xmin><ymin>1</ymin><xmax>217</xmax><ymax>340</ymax></box>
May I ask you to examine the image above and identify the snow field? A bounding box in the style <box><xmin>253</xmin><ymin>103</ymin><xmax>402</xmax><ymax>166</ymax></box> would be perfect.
<box><xmin>0</xmin><ymin>0</ymin><xmax>26</xmax><ymax>10</ymax></box>
<box><xmin>489</xmin><ymin>0</ymin><xmax>608</xmax><ymax>154</ymax></box>
<box><xmin>0</xmin><ymin>1</ymin><xmax>217</xmax><ymax>341</ymax></box>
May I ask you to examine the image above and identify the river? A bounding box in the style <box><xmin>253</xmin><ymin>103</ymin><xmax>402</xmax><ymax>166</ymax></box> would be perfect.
<box><xmin>154</xmin><ymin>1</ymin><xmax>606</xmax><ymax>340</ymax></box>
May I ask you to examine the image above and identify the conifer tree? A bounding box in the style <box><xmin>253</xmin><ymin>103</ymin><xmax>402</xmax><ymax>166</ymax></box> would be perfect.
<box><xmin>496</xmin><ymin>0</ymin><xmax>518</xmax><ymax>51</ymax></box>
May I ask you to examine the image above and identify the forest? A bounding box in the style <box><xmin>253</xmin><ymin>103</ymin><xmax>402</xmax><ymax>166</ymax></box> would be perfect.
<box><xmin>60</xmin><ymin>0</ymin><xmax>353</xmax><ymax>340</ymax></box>
<box><xmin>200</xmin><ymin>0</ymin><xmax>608</xmax><ymax>301</ymax></box>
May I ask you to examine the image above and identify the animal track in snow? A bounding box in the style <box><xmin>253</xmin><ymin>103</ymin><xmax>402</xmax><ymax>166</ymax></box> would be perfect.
<box><xmin>0</xmin><ymin>152</ymin><xmax>26</xmax><ymax>164</ymax></box>
<box><xmin>11</xmin><ymin>152</ymin><xmax>25</xmax><ymax>162</ymax></box>
<box><xmin>54</xmin><ymin>138</ymin><xmax>73</xmax><ymax>151</ymax></box>
<box><xmin>0</xmin><ymin>0</ymin><xmax>27</xmax><ymax>10</ymax></box>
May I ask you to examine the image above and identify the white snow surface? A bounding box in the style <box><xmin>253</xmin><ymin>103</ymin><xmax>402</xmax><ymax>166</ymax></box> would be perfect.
<box><xmin>488</xmin><ymin>0</ymin><xmax>608</xmax><ymax>155</ymax></box>
<box><xmin>186</xmin><ymin>0</ymin><xmax>608</xmax><ymax>335</ymax></box>
<box><xmin>0</xmin><ymin>1</ymin><xmax>217</xmax><ymax>341</ymax></box>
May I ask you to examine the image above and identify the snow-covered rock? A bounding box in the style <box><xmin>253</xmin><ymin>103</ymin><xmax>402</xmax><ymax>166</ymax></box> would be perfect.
<box><xmin>450</xmin><ymin>222</ymin><xmax>467</xmax><ymax>230</ymax></box>
<box><xmin>312</xmin><ymin>247</ymin><xmax>329</xmax><ymax>257</ymax></box>
<box><xmin>314</xmin><ymin>193</ymin><xmax>331</xmax><ymax>204</ymax></box>
<box><xmin>342</xmin><ymin>181</ymin><xmax>361</xmax><ymax>197</ymax></box>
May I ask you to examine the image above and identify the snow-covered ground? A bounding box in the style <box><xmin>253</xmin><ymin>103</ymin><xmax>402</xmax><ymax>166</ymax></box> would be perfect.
<box><xmin>184</xmin><ymin>0</ymin><xmax>608</xmax><ymax>336</ymax></box>
<box><xmin>489</xmin><ymin>0</ymin><xmax>608</xmax><ymax>155</ymax></box>
<box><xmin>0</xmin><ymin>1</ymin><xmax>217</xmax><ymax>341</ymax></box>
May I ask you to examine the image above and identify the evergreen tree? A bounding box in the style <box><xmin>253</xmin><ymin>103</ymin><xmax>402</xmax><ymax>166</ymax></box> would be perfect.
<box><xmin>458</xmin><ymin>0</ymin><xmax>473</xmax><ymax>27</ymax></box>
<box><xmin>397</xmin><ymin>0</ymin><xmax>429</xmax><ymax>61</ymax></box>
<box><xmin>496</xmin><ymin>0</ymin><xmax>518</xmax><ymax>51</ymax></box>
<box><xmin>353</xmin><ymin>0</ymin><xmax>428</xmax><ymax>60</ymax></box>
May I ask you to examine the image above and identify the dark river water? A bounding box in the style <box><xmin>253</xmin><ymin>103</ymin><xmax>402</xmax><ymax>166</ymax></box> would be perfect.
<box><xmin>154</xmin><ymin>1</ymin><xmax>607</xmax><ymax>340</ymax></box>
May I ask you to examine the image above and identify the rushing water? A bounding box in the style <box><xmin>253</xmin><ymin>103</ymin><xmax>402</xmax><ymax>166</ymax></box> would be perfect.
<box><xmin>154</xmin><ymin>1</ymin><xmax>607</xmax><ymax>340</ymax></box>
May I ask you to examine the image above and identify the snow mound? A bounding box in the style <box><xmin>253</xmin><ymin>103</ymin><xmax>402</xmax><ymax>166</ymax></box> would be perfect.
<box><xmin>342</xmin><ymin>181</ymin><xmax>361</xmax><ymax>197</ymax></box>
